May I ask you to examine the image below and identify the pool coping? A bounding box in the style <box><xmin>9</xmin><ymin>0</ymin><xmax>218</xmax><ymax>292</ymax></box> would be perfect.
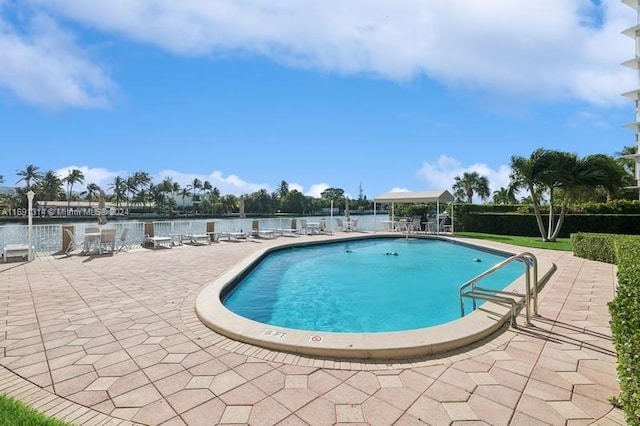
<box><xmin>195</xmin><ymin>234</ymin><xmax>557</xmax><ymax>359</ymax></box>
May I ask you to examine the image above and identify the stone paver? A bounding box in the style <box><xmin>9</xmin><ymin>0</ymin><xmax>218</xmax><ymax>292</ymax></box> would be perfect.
<box><xmin>0</xmin><ymin>234</ymin><xmax>625</xmax><ymax>425</ymax></box>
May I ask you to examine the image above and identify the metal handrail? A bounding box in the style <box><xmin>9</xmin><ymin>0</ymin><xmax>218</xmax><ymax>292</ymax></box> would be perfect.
<box><xmin>460</xmin><ymin>252</ymin><xmax>538</xmax><ymax>326</ymax></box>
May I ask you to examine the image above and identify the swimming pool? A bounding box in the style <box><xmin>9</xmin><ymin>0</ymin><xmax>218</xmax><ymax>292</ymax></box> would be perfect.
<box><xmin>223</xmin><ymin>238</ymin><xmax>523</xmax><ymax>333</ymax></box>
<box><xmin>196</xmin><ymin>235</ymin><xmax>555</xmax><ymax>359</ymax></box>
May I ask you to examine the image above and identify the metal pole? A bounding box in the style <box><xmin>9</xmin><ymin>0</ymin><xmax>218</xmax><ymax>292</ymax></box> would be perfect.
<box><xmin>330</xmin><ymin>200</ymin><xmax>334</xmax><ymax>234</ymax></box>
<box><xmin>27</xmin><ymin>190</ymin><xmax>34</xmax><ymax>261</ymax></box>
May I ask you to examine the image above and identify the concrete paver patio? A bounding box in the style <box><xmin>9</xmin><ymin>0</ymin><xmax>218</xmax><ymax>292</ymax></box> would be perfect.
<box><xmin>0</xmin><ymin>234</ymin><xmax>625</xmax><ymax>425</ymax></box>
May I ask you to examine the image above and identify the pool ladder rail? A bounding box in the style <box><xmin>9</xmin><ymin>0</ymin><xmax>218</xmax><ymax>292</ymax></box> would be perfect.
<box><xmin>459</xmin><ymin>252</ymin><xmax>538</xmax><ymax>329</ymax></box>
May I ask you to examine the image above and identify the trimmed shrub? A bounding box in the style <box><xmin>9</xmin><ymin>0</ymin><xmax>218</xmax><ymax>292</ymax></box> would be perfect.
<box><xmin>570</xmin><ymin>233</ymin><xmax>617</xmax><ymax>264</ymax></box>
<box><xmin>610</xmin><ymin>236</ymin><xmax>640</xmax><ymax>425</ymax></box>
<box><xmin>573</xmin><ymin>232</ymin><xmax>640</xmax><ymax>425</ymax></box>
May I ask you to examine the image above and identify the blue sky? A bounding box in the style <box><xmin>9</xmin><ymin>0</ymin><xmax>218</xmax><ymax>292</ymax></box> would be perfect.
<box><xmin>0</xmin><ymin>0</ymin><xmax>636</xmax><ymax>200</ymax></box>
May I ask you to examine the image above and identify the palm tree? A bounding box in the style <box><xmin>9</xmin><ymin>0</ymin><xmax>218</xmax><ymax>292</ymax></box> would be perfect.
<box><xmin>125</xmin><ymin>176</ymin><xmax>136</xmax><ymax>208</ymax></box>
<box><xmin>109</xmin><ymin>176</ymin><xmax>126</xmax><ymax>207</ymax></box>
<box><xmin>452</xmin><ymin>172</ymin><xmax>490</xmax><ymax>203</ymax></box>
<box><xmin>16</xmin><ymin>164</ymin><xmax>44</xmax><ymax>191</ymax></box>
<box><xmin>211</xmin><ymin>187</ymin><xmax>221</xmax><ymax>201</ymax></box>
<box><xmin>492</xmin><ymin>187</ymin><xmax>517</xmax><ymax>204</ymax></box>
<box><xmin>179</xmin><ymin>187</ymin><xmax>192</xmax><ymax>214</ymax></box>
<box><xmin>189</xmin><ymin>178</ymin><xmax>202</xmax><ymax>215</ymax></box>
<box><xmin>64</xmin><ymin>169</ymin><xmax>85</xmax><ymax>208</ymax></box>
<box><xmin>509</xmin><ymin>148</ymin><xmax>610</xmax><ymax>242</ymax></box>
<box><xmin>584</xmin><ymin>154</ymin><xmax>632</xmax><ymax>201</ymax></box>
<box><xmin>85</xmin><ymin>183</ymin><xmax>100</xmax><ymax>207</ymax></box>
<box><xmin>277</xmin><ymin>180</ymin><xmax>289</xmax><ymax>199</ymax></box>
<box><xmin>202</xmin><ymin>180</ymin><xmax>213</xmax><ymax>214</ymax></box>
<box><xmin>38</xmin><ymin>170</ymin><xmax>63</xmax><ymax>205</ymax></box>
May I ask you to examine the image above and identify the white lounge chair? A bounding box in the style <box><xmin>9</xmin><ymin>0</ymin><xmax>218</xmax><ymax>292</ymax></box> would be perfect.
<box><xmin>277</xmin><ymin>219</ymin><xmax>299</xmax><ymax>237</ymax></box>
<box><xmin>251</xmin><ymin>220</ymin><xmax>276</xmax><ymax>239</ymax></box>
<box><xmin>319</xmin><ymin>218</ymin><xmax>332</xmax><ymax>235</ymax></box>
<box><xmin>144</xmin><ymin>235</ymin><xmax>173</xmax><ymax>248</ymax></box>
<box><xmin>300</xmin><ymin>219</ymin><xmax>309</xmax><ymax>235</ymax></box>
<box><xmin>183</xmin><ymin>233</ymin><xmax>211</xmax><ymax>245</ymax></box>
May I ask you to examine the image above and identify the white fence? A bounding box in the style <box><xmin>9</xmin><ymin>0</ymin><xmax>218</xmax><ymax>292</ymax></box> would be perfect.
<box><xmin>0</xmin><ymin>215</ymin><xmax>390</xmax><ymax>255</ymax></box>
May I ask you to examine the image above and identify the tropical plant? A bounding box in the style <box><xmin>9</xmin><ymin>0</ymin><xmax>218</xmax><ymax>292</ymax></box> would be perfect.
<box><xmin>109</xmin><ymin>176</ymin><xmax>126</xmax><ymax>206</ymax></box>
<box><xmin>587</xmin><ymin>154</ymin><xmax>633</xmax><ymax>201</ymax></box>
<box><xmin>37</xmin><ymin>170</ymin><xmax>63</xmax><ymax>204</ymax></box>
<box><xmin>452</xmin><ymin>172</ymin><xmax>490</xmax><ymax>204</ymax></box>
<box><xmin>189</xmin><ymin>178</ymin><xmax>202</xmax><ymax>214</ymax></box>
<box><xmin>277</xmin><ymin>180</ymin><xmax>289</xmax><ymax>199</ymax></box>
<box><xmin>492</xmin><ymin>187</ymin><xmax>517</xmax><ymax>204</ymax></box>
<box><xmin>509</xmin><ymin>148</ymin><xmax>611</xmax><ymax>242</ymax></box>
<box><xmin>85</xmin><ymin>183</ymin><xmax>100</xmax><ymax>207</ymax></box>
<box><xmin>281</xmin><ymin>190</ymin><xmax>308</xmax><ymax>214</ymax></box>
<box><xmin>179</xmin><ymin>187</ymin><xmax>192</xmax><ymax>212</ymax></box>
<box><xmin>16</xmin><ymin>164</ymin><xmax>44</xmax><ymax>191</ymax></box>
<box><xmin>202</xmin><ymin>180</ymin><xmax>213</xmax><ymax>213</ymax></box>
<box><xmin>320</xmin><ymin>188</ymin><xmax>345</xmax><ymax>203</ymax></box>
<box><xmin>63</xmin><ymin>169</ymin><xmax>85</xmax><ymax>208</ymax></box>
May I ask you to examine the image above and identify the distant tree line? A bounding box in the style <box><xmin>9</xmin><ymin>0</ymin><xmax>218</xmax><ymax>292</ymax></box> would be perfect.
<box><xmin>0</xmin><ymin>167</ymin><xmax>372</xmax><ymax>216</ymax></box>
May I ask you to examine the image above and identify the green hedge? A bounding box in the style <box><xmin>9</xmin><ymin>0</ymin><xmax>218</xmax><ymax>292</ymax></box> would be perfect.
<box><xmin>457</xmin><ymin>213</ymin><xmax>640</xmax><ymax>237</ymax></box>
<box><xmin>570</xmin><ymin>233</ymin><xmax>617</xmax><ymax>264</ymax></box>
<box><xmin>610</xmin><ymin>236</ymin><xmax>640</xmax><ymax>425</ymax></box>
<box><xmin>571</xmin><ymin>233</ymin><xmax>640</xmax><ymax>425</ymax></box>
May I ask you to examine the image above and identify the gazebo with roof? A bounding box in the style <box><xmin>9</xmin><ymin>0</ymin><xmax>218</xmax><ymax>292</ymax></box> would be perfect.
<box><xmin>373</xmin><ymin>190</ymin><xmax>455</xmax><ymax>233</ymax></box>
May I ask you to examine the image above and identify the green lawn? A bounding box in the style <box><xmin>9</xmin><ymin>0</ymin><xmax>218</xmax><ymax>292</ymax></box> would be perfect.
<box><xmin>0</xmin><ymin>394</ymin><xmax>69</xmax><ymax>426</ymax></box>
<box><xmin>455</xmin><ymin>232</ymin><xmax>573</xmax><ymax>252</ymax></box>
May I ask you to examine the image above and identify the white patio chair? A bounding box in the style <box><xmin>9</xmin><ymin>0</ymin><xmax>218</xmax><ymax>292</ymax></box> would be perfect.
<box><xmin>99</xmin><ymin>229</ymin><xmax>116</xmax><ymax>253</ymax></box>
<box><xmin>412</xmin><ymin>216</ymin><xmax>422</xmax><ymax>233</ymax></box>
<box><xmin>117</xmin><ymin>228</ymin><xmax>129</xmax><ymax>252</ymax></box>
<box><xmin>299</xmin><ymin>219</ymin><xmax>309</xmax><ymax>235</ymax></box>
<box><xmin>63</xmin><ymin>229</ymin><xmax>84</xmax><ymax>255</ymax></box>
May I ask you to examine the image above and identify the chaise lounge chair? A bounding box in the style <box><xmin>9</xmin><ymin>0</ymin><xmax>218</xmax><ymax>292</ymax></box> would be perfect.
<box><xmin>277</xmin><ymin>219</ymin><xmax>300</xmax><ymax>237</ymax></box>
<box><xmin>183</xmin><ymin>233</ymin><xmax>211</xmax><ymax>245</ymax></box>
<box><xmin>251</xmin><ymin>220</ymin><xmax>277</xmax><ymax>239</ymax></box>
<box><xmin>144</xmin><ymin>234</ymin><xmax>173</xmax><ymax>248</ymax></box>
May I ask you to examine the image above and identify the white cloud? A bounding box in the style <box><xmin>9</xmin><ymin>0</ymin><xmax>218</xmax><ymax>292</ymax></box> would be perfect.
<box><xmin>389</xmin><ymin>187</ymin><xmax>411</xmax><ymax>193</ymax></box>
<box><xmin>306</xmin><ymin>183</ymin><xmax>330</xmax><ymax>198</ymax></box>
<box><xmin>568</xmin><ymin>110</ymin><xmax>610</xmax><ymax>129</ymax></box>
<box><xmin>416</xmin><ymin>155</ymin><xmax>511</xmax><ymax>201</ymax></box>
<box><xmin>288</xmin><ymin>183</ymin><xmax>304</xmax><ymax>193</ymax></box>
<box><xmin>22</xmin><ymin>0</ymin><xmax>635</xmax><ymax>107</ymax></box>
<box><xmin>158</xmin><ymin>169</ymin><xmax>270</xmax><ymax>195</ymax></box>
<box><xmin>54</xmin><ymin>166</ymin><xmax>123</xmax><ymax>192</ymax></box>
<box><xmin>0</xmin><ymin>10</ymin><xmax>114</xmax><ymax>109</ymax></box>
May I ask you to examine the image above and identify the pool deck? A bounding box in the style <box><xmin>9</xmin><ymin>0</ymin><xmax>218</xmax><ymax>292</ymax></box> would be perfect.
<box><xmin>0</xmin><ymin>233</ymin><xmax>625</xmax><ymax>425</ymax></box>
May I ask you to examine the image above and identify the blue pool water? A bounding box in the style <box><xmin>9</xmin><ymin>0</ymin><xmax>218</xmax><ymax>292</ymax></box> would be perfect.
<box><xmin>223</xmin><ymin>238</ymin><xmax>523</xmax><ymax>333</ymax></box>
